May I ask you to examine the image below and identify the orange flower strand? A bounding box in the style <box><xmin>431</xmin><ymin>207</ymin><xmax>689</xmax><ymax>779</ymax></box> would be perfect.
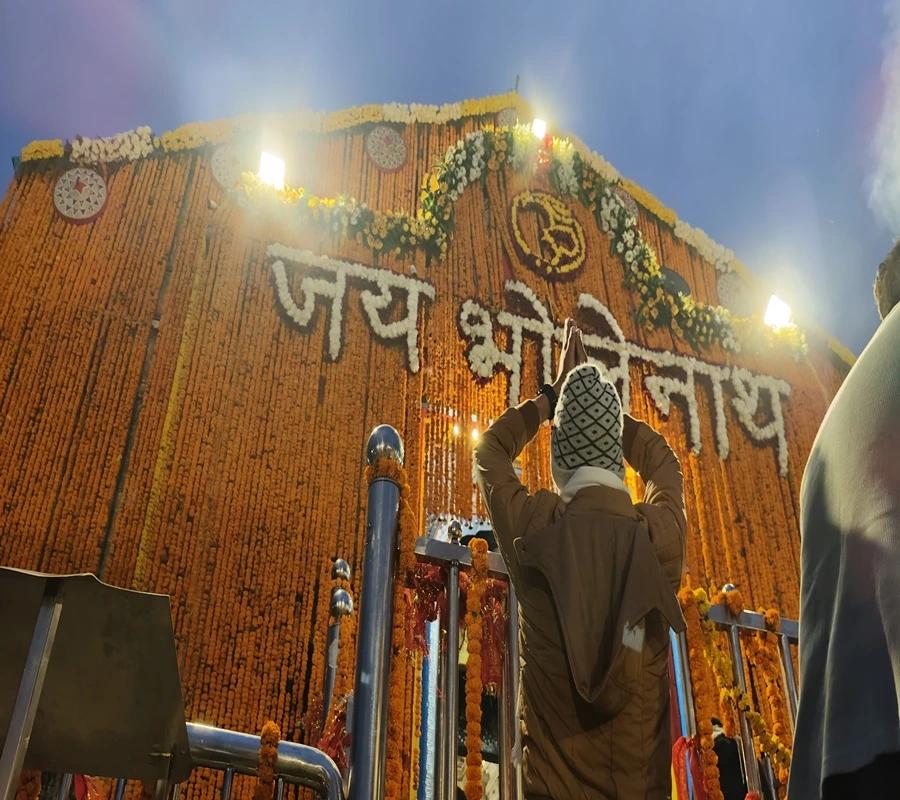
<box><xmin>372</xmin><ymin>455</ymin><xmax>418</xmax><ymax>800</ymax></box>
<box><xmin>15</xmin><ymin>770</ymin><xmax>40</xmax><ymax>800</ymax></box>
<box><xmin>253</xmin><ymin>720</ymin><xmax>281</xmax><ymax>800</ymax></box>
<box><xmin>696</xmin><ymin>590</ymin><xmax>792</xmax><ymax>781</ymax></box>
<box><xmin>679</xmin><ymin>587</ymin><xmax>724</xmax><ymax>800</ymax></box>
<box><xmin>464</xmin><ymin>538</ymin><xmax>489</xmax><ymax>800</ymax></box>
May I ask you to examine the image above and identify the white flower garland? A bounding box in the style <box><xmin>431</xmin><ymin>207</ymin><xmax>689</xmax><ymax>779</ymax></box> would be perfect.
<box><xmin>458</xmin><ymin>281</ymin><xmax>793</xmax><ymax>474</ymax></box>
<box><xmin>382</xmin><ymin>101</ymin><xmax>464</xmax><ymax>125</ymax></box>
<box><xmin>269</xmin><ymin>244</ymin><xmax>435</xmax><ymax>373</ymax></box>
<box><xmin>31</xmin><ymin>93</ymin><xmax>750</xmax><ymax>282</ymax></box>
<box><xmin>71</xmin><ymin>126</ymin><xmax>154</xmax><ymax>164</ymax></box>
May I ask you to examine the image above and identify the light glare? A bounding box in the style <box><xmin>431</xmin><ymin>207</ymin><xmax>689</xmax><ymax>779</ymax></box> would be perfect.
<box><xmin>259</xmin><ymin>152</ymin><xmax>285</xmax><ymax>191</ymax></box>
<box><xmin>531</xmin><ymin>118</ymin><xmax>547</xmax><ymax>139</ymax></box>
<box><xmin>471</xmin><ymin>428</ymin><xmax>479</xmax><ymax>441</ymax></box>
<box><xmin>764</xmin><ymin>295</ymin><xmax>792</xmax><ymax>329</ymax></box>
<box><xmin>452</xmin><ymin>424</ymin><xmax>460</xmax><ymax>437</ymax></box>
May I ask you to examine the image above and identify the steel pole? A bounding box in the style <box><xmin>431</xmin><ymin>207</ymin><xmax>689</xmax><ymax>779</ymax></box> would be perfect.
<box><xmin>347</xmin><ymin>426</ymin><xmax>404</xmax><ymax>800</ymax></box>
<box><xmin>324</xmin><ymin>579</ymin><xmax>353</xmax><ymax>723</ymax></box>
<box><xmin>440</xmin><ymin>525</ymin><xmax>462</xmax><ymax>800</ymax></box>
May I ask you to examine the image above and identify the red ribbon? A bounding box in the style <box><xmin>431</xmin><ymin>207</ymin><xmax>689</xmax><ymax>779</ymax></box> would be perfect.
<box><xmin>672</xmin><ymin>737</ymin><xmax>691</xmax><ymax>800</ymax></box>
<box><xmin>74</xmin><ymin>776</ymin><xmax>102</xmax><ymax>800</ymax></box>
<box><xmin>673</xmin><ymin>736</ymin><xmax>710</xmax><ymax>800</ymax></box>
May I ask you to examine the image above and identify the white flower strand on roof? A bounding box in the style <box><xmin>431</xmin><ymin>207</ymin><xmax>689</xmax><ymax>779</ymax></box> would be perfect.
<box><xmin>269</xmin><ymin>244</ymin><xmax>435</xmax><ymax>373</ymax></box>
<box><xmin>71</xmin><ymin>127</ymin><xmax>154</xmax><ymax>165</ymax></box>
<box><xmin>459</xmin><ymin>281</ymin><xmax>792</xmax><ymax>475</ymax></box>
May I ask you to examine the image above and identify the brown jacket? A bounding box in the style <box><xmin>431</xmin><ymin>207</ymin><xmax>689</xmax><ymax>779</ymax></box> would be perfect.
<box><xmin>474</xmin><ymin>400</ymin><xmax>687</xmax><ymax>800</ymax></box>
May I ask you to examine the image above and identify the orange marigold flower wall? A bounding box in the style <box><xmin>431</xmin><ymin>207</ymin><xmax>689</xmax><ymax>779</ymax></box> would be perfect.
<box><xmin>0</xmin><ymin>101</ymin><xmax>848</xmax><ymax>797</ymax></box>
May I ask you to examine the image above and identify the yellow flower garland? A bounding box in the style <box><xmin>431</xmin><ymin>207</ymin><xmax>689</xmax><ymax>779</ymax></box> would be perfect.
<box><xmin>20</xmin><ymin>140</ymin><xmax>64</xmax><ymax>162</ymax></box>
<box><xmin>619</xmin><ymin>178</ymin><xmax>678</xmax><ymax>228</ymax></box>
<box><xmin>746</xmin><ymin>608</ymin><xmax>793</xmax><ymax>787</ymax></box>
<box><xmin>699</xmin><ymin>590</ymin><xmax>792</xmax><ymax>780</ymax></box>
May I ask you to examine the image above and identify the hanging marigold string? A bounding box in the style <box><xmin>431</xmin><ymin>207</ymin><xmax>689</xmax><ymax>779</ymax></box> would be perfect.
<box><xmin>15</xmin><ymin>770</ymin><xmax>40</xmax><ymax>800</ymax></box>
<box><xmin>367</xmin><ymin>456</ymin><xmax>418</xmax><ymax>800</ymax></box>
<box><xmin>464</xmin><ymin>538</ymin><xmax>489</xmax><ymax>800</ymax></box>
<box><xmin>744</xmin><ymin>607</ymin><xmax>793</xmax><ymax>790</ymax></box>
<box><xmin>679</xmin><ymin>587</ymin><xmax>724</xmax><ymax>800</ymax></box>
<box><xmin>698</xmin><ymin>590</ymin><xmax>792</xmax><ymax>781</ymax></box>
<box><xmin>712</xmin><ymin>587</ymin><xmax>740</xmax><ymax>738</ymax></box>
<box><xmin>253</xmin><ymin>721</ymin><xmax>280</xmax><ymax>800</ymax></box>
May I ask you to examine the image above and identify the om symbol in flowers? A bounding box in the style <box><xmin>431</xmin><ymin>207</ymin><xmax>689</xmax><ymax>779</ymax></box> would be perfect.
<box><xmin>509</xmin><ymin>190</ymin><xmax>587</xmax><ymax>278</ymax></box>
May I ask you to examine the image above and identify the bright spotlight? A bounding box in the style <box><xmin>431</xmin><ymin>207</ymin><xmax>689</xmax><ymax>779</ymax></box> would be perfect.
<box><xmin>531</xmin><ymin>119</ymin><xmax>547</xmax><ymax>139</ymax></box>
<box><xmin>471</xmin><ymin>428</ymin><xmax>479</xmax><ymax>441</ymax></box>
<box><xmin>259</xmin><ymin>152</ymin><xmax>285</xmax><ymax>191</ymax></box>
<box><xmin>452</xmin><ymin>424</ymin><xmax>460</xmax><ymax>437</ymax></box>
<box><xmin>764</xmin><ymin>295</ymin><xmax>792</xmax><ymax>329</ymax></box>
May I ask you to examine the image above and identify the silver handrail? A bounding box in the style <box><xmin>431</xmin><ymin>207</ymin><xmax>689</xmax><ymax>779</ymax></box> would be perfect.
<box><xmin>186</xmin><ymin>723</ymin><xmax>345</xmax><ymax>800</ymax></box>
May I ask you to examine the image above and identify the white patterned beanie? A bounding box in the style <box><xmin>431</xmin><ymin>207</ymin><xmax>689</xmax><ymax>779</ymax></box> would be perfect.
<box><xmin>551</xmin><ymin>364</ymin><xmax>625</xmax><ymax>485</ymax></box>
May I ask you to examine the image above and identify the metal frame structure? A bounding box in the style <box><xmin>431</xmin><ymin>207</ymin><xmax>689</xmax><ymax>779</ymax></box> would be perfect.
<box><xmin>348</xmin><ymin>425</ymin><xmax>800</xmax><ymax>800</ymax></box>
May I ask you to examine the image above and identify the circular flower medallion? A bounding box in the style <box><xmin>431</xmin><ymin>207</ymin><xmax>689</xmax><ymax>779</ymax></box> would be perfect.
<box><xmin>53</xmin><ymin>168</ymin><xmax>107</xmax><ymax>224</ymax></box>
<box><xmin>716</xmin><ymin>271</ymin><xmax>751</xmax><ymax>315</ymax></box>
<box><xmin>496</xmin><ymin>108</ymin><xmax>519</xmax><ymax>128</ymax></box>
<box><xmin>211</xmin><ymin>145</ymin><xmax>245</xmax><ymax>190</ymax></box>
<box><xmin>509</xmin><ymin>190</ymin><xmax>587</xmax><ymax>278</ymax></box>
<box><xmin>614</xmin><ymin>186</ymin><xmax>639</xmax><ymax>220</ymax></box>
<box><xmin>366</xmin><ymin>126</ymin><xmax>407</xmax><ymax>172</ymax></box>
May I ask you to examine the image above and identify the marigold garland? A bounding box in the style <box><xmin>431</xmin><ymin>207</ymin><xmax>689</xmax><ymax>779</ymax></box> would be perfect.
<box><xmin>679</xmin><ymin>587</ymin><xmax>724</xmax><ymax>800</ymax></box>
<box><xmin>15</xmin><ymin>769</ymin><xmax>40</xmax><ymax>800</ymax></box>
<box><xmin>253</xmin><ymin>721</ymin><xmax>280</xmax><ymax>800</ymax></box>
<box><xmin>366</xmin><ymin>457</ymin><xmax>419</xmax><ymax>800</ymax></box>
<box><xmin>745</xmin><ymin>607</ymin><xmax>793</xmax><ymax>788</ymax></box>
<box><xmin>699</xmin><ymin>591</ymin><xmax>792</xmax><ymax>784</ymax></box>
<box><xmin>464</xmin><ymin>538</ymin><xmax>489</xmax><ymax>800</ymax></box>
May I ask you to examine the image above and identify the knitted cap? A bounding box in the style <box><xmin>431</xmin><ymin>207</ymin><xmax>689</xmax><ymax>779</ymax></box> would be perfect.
<box><xmin>551</xmin><ymin>364</ymin><xmax>625</xmax><ymax>480</ymax></box>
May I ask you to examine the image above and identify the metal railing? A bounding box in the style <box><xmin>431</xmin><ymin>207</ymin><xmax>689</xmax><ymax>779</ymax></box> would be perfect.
<box><xmin>348</xmin><ymin>424</ymin><xmax>800</xmax><ymax>800</ymax></box>
<box><xmin>186</xmin><ymin>724</ymin><xmax>344</xmax><ymax>800</ymax></box>
<box><xmin>31</xmin><ymin>724</ymin><xmax>345</xmax><ymax>800</ymax></box>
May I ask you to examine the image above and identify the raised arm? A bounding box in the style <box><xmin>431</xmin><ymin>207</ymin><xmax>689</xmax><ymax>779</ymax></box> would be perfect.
<box><xmin>623</xmin><ymin>414</ymin><xmax>687</xmax><ymax>589</ymax></box>
<box><xmin>474</xmin><ymin>397</ymin><xmax>553</xmax><ymax>575</ymax></box>
<box><xmin>474</xmin><ymin>320</ymin><xmax>583</xmax><ymax>573</ymax></box>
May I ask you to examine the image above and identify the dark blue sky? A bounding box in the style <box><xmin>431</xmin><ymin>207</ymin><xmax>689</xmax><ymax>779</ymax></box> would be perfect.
<box><xmin>0</xmin><ymin>0</ymin><xmax>894</xmax><ymax>354</ymax></box>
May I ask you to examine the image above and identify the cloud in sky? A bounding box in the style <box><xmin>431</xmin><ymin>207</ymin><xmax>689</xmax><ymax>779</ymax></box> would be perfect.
<box><xmin>868</xmin><ymin>0</ymin><xmax>900</xmax><ymax>238</ymax></box>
